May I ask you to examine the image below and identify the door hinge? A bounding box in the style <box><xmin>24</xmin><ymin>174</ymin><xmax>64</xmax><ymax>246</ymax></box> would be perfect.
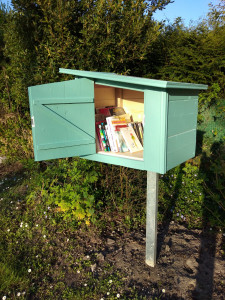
<box><xmin>31</xmin><ymin>116</ymin><xmax>35</xmax><ymax>128</ymax></box>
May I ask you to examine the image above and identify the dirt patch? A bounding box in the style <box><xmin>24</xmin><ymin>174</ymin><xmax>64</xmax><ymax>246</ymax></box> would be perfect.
<box><xmin>76</xmin><ymin>224</ymin><xmax>225</xmax><ymax>299</ymax></box>
<box><xmin>0</xmin><ymin>161</ymin><xmax>23</xmax><ymax>179</ymax></box>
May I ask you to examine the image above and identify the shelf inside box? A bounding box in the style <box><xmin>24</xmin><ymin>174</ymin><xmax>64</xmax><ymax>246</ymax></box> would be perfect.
<box><xmin>97</xmin><ymin>150</ymin><xmax>143</xmax><ymax>161</ymax></box>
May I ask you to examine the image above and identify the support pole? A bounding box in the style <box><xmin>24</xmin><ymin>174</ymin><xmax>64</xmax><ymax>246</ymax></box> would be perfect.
<box><xmin>145</xmin><ymin>171</ymin><xmax>159</xmax><ymax>267</ymax></box>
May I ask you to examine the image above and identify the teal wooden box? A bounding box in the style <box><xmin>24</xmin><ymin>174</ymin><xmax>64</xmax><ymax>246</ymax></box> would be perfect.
<box><xmin>28</xmin><ymin>69</ymin><xmax>207</xmax><ymax>174</ymax></box>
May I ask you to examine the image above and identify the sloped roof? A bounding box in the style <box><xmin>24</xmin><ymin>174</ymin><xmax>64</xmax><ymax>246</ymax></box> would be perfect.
<box><xmin>59</xmin><ymin>68</ymin><xmax>208</xmax><ymax>90</ymax></box>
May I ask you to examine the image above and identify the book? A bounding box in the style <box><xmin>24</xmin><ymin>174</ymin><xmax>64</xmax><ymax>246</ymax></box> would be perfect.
<box><xmin>106</xmin><ymin>115</ymin><xmax>131</xmax><ymax>152</ymax></box>
<box><xmin>120</xmin><ymin>126</ymin><xmax>143</xmax><ymax>153</ymax></box>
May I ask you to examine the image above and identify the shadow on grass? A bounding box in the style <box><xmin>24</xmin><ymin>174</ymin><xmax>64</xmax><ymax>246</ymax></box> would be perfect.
<box><xmin>156</xmin><ymin>131</ymin><xmax>224</xmax><ymax>300</ymax></box>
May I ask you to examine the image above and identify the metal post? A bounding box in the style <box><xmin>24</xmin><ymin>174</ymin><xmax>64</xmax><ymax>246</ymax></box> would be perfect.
<box><xmin>145</xmin><ymin>171</ymin><xmax>159</xmax><ymax>267</ymax></box>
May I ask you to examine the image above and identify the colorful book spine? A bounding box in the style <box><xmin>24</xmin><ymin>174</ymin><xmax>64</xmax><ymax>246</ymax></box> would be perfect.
<box><xmin>99</xmin><ymin>124</ymin><xmax>107</xmax><ymax>151</ymax></box>
<box><xmin>101</xmin><ymin>123</ymin><xmax>111</xmax><ymax>151</ymax></box>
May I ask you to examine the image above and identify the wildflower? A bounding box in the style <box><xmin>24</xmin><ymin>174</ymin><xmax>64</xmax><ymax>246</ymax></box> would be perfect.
<box><xmin>36</xmin><ymin>224</ymin><xmax>39</xmax><ymax>227</ymax></box>
<box><xmin>17</xmin><ymin>292</ymin><xmax>21</xmax><ymax>296</ymax></box>
<box><xmin>44</xmin><ymin>211</ymin><xmax>46</xmax><ymax>215</ymax></box>
<box><xmin>86</xmin><ymin>255</ymin><xmax>89</xmax><ymax>259</ymax></box>
<box><xmin>210</xmin><ymin>228</ymin><xmax>212</xmax><ymax>231</ymax></box>
<box><xmin>223</xmin><ymin>233</ymin><xmax>225</xmax><ymax>237</ymax></box>
<box><xmin>28</xmin><ymin>269</ymin><xmax>31</xmax><ymax>273</ymax></box>
<box><xmin>84</xmin><ymin>283</ymin><xmax>87</xmax><ymax>286</ymax></box>
<box><xmin>199</xmin><ymin>193</ymin><xmax>202</xmax><ymax>196</ymax></box>
<box><xmin>67</xmin><ymin>238</ymin><xmax>69</xmax><ymax>242</ymax></box>
<box><xmin>47</xmin><ymin>206</ymin><xmax>50</xmax><ymax>210</ymax></box>
<box><xmin>162</xmin><ymin>289</ymin><xmax>166</xmax><ymax>293</ymax></box>
<box><xmin>100</xmin><ymin>298</ymin><xmax>104</xmax><ymax>300</ymax></box>
<box><xmin>36</xmin><ymin>255</ymin><xmax>38</xmax><ymax>258</ymax></box>
<box><xmin>177</xmin><ymin>213</ymin><xmax>179</xmax><ymax>216</ymax></box>
<box><xmin>181</xmin><ymin>215</ymin><xmax>184</xmax><ymax>219</ymax></box>
<box><xmin>2</xmin><ymin>296</ymin><xmax>6</xmax><ymax>300</ymax></box>
<box><xmin>190</xmin><ymin>190</ymin><xmax>193</xmax><ymax>193</ymax></box>
<box><xmin>77</xmin><ymin>270</ymin><xmax>80</xmax><ymax>274</ymax></box>
<box><xmin>109</xmin><ymin>279</ymin><xmax>112</xmax><ymax>283</ymax></box>
<box><xmin>25</xmin><ymin>224</ymin><xmax>28</xmax><ymax>228</ymax></box>
<box><xmin>22</xmin><ymin>292</ymin><xmax>26</xmax><ymax>295</ymax></box>
<box><xmin>107</xmin><ymin>292</ymin><xmax>110</xmax><ymax>295</ymax></box>
<box><xmin>43</xmin><ymin>235</ymin><xmax>46</xmax><ymax>238</ymax></box>
<box><xmin>117</xmin><ymin>294</ymin><xmax>120</xmax><ymax>298</ymax></box>
<box><xmin>16</xmin><ymin>207</ymin><xmax>19</xmax><ymax>210</ymax></box>
<box><xmin>7</xmin><ymin>229</ymin><xmax>10</xmax><ymax>232</ymax></box>
<box><xmin>50</xmin><ymin>285</ymin><xmax>53</xmax><ymax>289</ymax></box>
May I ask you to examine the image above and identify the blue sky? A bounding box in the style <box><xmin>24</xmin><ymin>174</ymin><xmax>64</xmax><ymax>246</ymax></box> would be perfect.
<box><xmin>1</xmin><ymin>0</ymin><xmax>219</xmax><ymax>26</ymax></box>
<box><xmin>153</xmin><ymin>0</ymin><xmax>218</xmax><ymax>26</ymax></box>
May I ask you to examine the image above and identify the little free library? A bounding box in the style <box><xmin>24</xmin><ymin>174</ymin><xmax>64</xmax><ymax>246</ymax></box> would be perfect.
<box><xmin>28</xmin><ymin>69</ymin><xmax>208</xmax><ymax>267</ymax></box>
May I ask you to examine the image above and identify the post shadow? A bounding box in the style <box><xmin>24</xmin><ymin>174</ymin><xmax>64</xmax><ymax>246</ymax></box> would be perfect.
<box><xmin>157</xmin><ymin>130</ymin><xmax>206</xmax><ymax>258</ymax></box>
<box><xmin>192</xmin><ymin>140</ymin><xmax>224</xmax><ymax>299</ymax></box>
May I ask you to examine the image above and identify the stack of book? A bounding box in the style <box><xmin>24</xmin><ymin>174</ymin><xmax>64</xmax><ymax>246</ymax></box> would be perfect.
<box><xmin>95</xmin><ymin>107</ymin><xmax>144</xmax><ymax>153</ymax></box>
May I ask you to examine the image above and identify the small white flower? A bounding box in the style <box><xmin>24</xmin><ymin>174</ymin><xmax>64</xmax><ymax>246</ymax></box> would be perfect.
<box><xmin>177</xmin><ymin>213</ymin><xmax>179</xmax><ymax>216</ymax></box>
<box><xmin>50</xmin><ymin>285</ymin><xmax>53</xmax><ymax>289</ymax></box>
<box><xmin>162</xmin><ymin>289</ymin><xmax>166</xmax><ymax>293</ymax></box>
<box><xmin>84</xmin><ymin>283</ymin><xmax>87</xmax><ymax>286</ymax></box>
<box><xmin>77</xmin><ymin>270</ymin><xmax>80</xmax><ymax>273</ymax></box>
<box><xmin>2</xmin><ymin>296</ymin><xmax>7</xmax><ymax>300</ymax></box>
<box><xmin>17</xmin><ymin>292</ymin><xmax>21</xmax><ymax>296</ymax></box>
<box><xmin>22</xmin><ymin>292</ymin><xmax>26</xmax><ymax>295</ymax></box>
<box><xmin>86</xmin><ymin>255</ymin><xmax>89</xmax><ymax>259</ymax></box>
<box><xmin>7</xmin><ymin>229</ymin><xmax>10</xmax><ymax>232</ymax></box>
<box><xmin>107</xmin><ymin>292</ymin><xmax>110</xmax><ymax>295</ymax></box>
<box><xmin>28</xmin><ymin>269</ymin><xmax>31</xmax><ymax>273</ymax></box>
<box><xmin>36</xmin><ymin>224</ymin><xmax>39</xmax><ymax>227</ymax></box>
<box><xmin>44</xmin><ymin>211</ymin><xmax>46</xmax><ymax>214</ymax></box>
<box><xmin>47</xmin><ymin>206</ymin><xmax>50</xmax><ymax>210</ymax></box>
<box><xmin>100</xmin><ymin>298</ymin><xmax>104</xmax><ymax>300</ymax></box>
<box><xmin>36</xmin><ymin>255</ymin><xmax>39</xmax><ymax>258</ymax></box>
<box><xmin>223</xmin><ymin>233</ymin><xmax>225</xmax><ymax>237</ymax></box>
<box><xmin>25</xmin><ymin>224</ymin><xmax>28</xmax><ymax>227</ymax></box>
<box><xmin>43</xmin><ymin>235</ymin><xmax>46</xmax><ymax>238</ymax></box>
<box><xmin>210</xmin><ymin>228</ymin><xmax>212</xmax><ymax>231</ymax></box>
<box><xmin>117</xmin><ymin>294</ymin><xmax>120</xmax><ymax>298</ymax></box>
<box><xmin>109</xmin><ymin>279</ymin><xmax>112</xmax><ymax>283</ymax></box>
<box><xmin>67</xmin><ymin>238</ymin><xmax>69</xmax><ymax>242</ymax></box>
<box><xmin>16</xmin><ymin>207</ymin><xmax>19</xmax><ymax>210</ymax></box>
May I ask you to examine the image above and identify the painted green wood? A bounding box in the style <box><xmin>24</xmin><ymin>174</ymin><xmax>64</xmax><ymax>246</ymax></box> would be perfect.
<box><xmin>28</xmin><ymin>79</ymin><xmax>96</xmax><ymax>161</ymax></box>
<box><xmin>144</xmin><ymin>90</ymin><xmax>168</xmax><ymax>174</ymax></box>
<box><xmin>166</xmin><ymin>89</ymin><xmax>199</xmax><ymax>171</ymax></box>
<box><xmin>59</xmin><ymin>68</ymin><xmax>208</xmax><ymax>90</ymax></box>
<box><xmin>167</xmin><ymin>130</ymin><xmax>196</xmax><ymax>170</ymax></box>
<box><xmin>167</xmin><ymin>99</ymin><xmax>198</xmax><ymax>136</ymax></box>
<box><xmin>84</xmin><ymin>153</ymin><xmax>145</xmax><ymax>170</ymax></box>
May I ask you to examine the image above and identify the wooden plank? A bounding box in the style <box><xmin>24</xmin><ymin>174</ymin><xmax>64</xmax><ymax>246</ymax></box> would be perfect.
<box><xmin>97</xmin><ymin>150</ymin><xmax>143</xmax><ymax>161</ymax></box>
<box><xmin>144</xmin><ymin>90</ymin><xmax>168</xmax><ymax>174</ymax></box>
<box><xmin>94</xmin><ymin>85</ymin><xmax>116</xmax><ymax>108</ymax></box>
<box><xmin>168</xmin><ymin>99</ymin><xmax>198</xmax><ymax>136</ymax></box>
<box><xmin>84</xmin><ymin>152</ymin><xmax>145</xmax><ymax>170</ymax></box>
<box><xmin>166</xmin><ymin>130</ymin><xmax>196</xmax><ymax>170</ymax></box>
<box><xmin>123</xmin><ymin>89</ymin><xmax>144</xmax><ymax>100</ymax></box>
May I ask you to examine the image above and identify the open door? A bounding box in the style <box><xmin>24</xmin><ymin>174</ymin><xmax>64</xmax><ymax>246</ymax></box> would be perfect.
<box><xmin>28</xmin><ymin>78</ymin><xmax>96</xmax><ymax>161</ymax></box>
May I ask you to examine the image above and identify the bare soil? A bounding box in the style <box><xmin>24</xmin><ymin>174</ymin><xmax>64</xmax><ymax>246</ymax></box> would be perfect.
<box><xmin>75</xmin><ymin>223</ymin><xmax>225</xmax><ymax>300</ymax></box>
